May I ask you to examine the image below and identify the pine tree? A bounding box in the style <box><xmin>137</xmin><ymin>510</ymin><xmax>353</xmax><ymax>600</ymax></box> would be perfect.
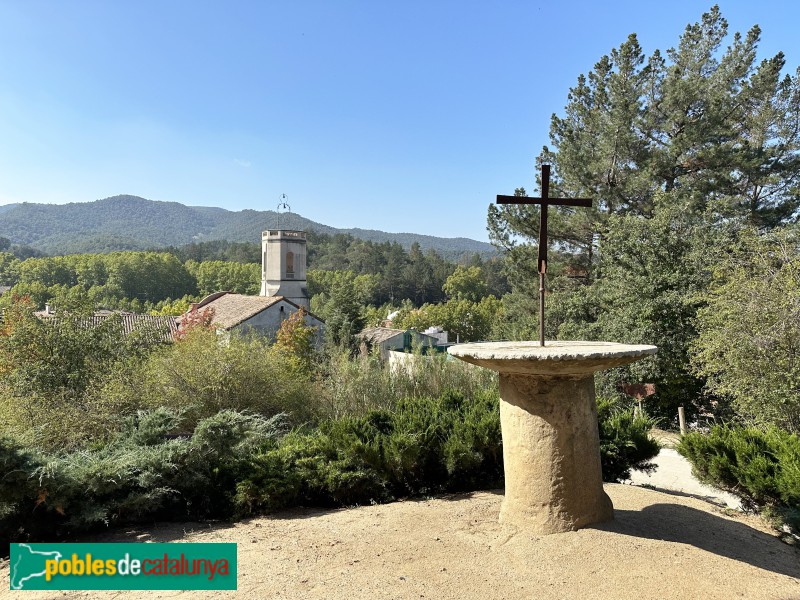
<box><xmin>488</xmin><ymin>6</ymin><xmax>800</xmax><ymax>290</ymax></box>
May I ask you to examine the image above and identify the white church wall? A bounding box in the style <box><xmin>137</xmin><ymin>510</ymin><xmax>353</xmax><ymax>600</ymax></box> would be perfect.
<box><xmin>235</xmin><ymin>300</ymin><xmax>324</xmax><ymax>344</ymax></box>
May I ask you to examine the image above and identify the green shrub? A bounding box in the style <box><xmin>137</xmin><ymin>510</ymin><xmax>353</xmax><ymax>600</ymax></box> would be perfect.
<box><xmin>678</xmin><ymin>425</ymin><xmax>800</xmax><ymax>529</ymax></box>
<box><xmin>0</xmin><ymin>324</ymin><xmax>319</xmax><ymax>451</ymax></box>
<box><xmin>0</xmin><ymin>301</ymin><xmax>171</xmax><ymax>450</ymax></box>
<box><xmin>2</xmin><ymin>391</ymin><xmax>661</xmax><ymax>550</ymax></box>
<box><xmin>104</xmin><ymin>328</ymin><xmax>318</xmax><ymax>431</ymax></box>
<box><xmin>235</xmin><ymin>429</ymin><xmax>389</xmax><ymax>513</ymax></box>
<box><xmin>235</xmin><ymin>391</ymin><xmax>659</xmax><ymax>515</ymax></box>
<box><xmin>0</xmin><ymin>409</ymin><xmax>286</xmax><ymax>550</ymax></box>
<box><xmin>235</xmin><ymin>390</ymin><xmax>503</xmax><ymax>514</ymax></box>
<box><xmin>0</xmin><ymin>435</ymin><xmax>48</xmax><ymax>546</ymax></box>
<box><xmin>597</xmin><ymin>397</ymin><xmax>661</xmax><ymax>482</ymax></box>
<box><xmin>691</xmin><ymin>228</ymin><xmax>800</xmax><ymax>433</ymax></box>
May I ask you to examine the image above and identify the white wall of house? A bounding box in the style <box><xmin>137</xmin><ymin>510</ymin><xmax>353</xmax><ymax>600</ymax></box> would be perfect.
<box><xmin>387</xmin><ymin>348</ymin><xmax>450</xmax><ymax>373</ymax></box>
<box><xmin>388</xmin><ymin>349</ymin><xmax>417</xmax><ymax>373</ymax></box>
<box><xmin>234</xmin><ymin>299</ymin><xmax>324</xmax><ymax>343</ymax></box>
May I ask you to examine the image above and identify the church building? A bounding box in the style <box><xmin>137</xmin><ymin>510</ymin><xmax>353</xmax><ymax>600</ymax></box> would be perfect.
<box><xmin>183</xmin><ymin>228</ymin><xmax>323</xmax><ymax>341</ymax></box>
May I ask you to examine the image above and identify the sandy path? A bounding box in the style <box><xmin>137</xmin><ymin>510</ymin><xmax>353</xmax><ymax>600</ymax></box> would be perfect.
<box><xmin>627</xmin><ymin>448</ymin><xmax>743</xmax><ymax>509</ymax></box>
<box><xmin>3</xmin><ymin>484</ymin><xmax>798</xmax><ymax>600</ymax></box>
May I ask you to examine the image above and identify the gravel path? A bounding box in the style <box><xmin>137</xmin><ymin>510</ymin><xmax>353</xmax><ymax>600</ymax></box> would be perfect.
<box><xmin>2</xmin><ymin>484</ymin><xmax>798</xmax><ymax>600</ymax></box>
<box><xmin>627</xmin><ymin>447</ymin><xmax>743</xmax><ymax>510</ymax></box>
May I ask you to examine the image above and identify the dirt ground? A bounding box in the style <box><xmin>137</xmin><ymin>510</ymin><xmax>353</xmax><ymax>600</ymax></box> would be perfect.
<box><xmin>2</xmin><ymin>484</ymin><xmax>798</xmax><ymax>600</ymax></box>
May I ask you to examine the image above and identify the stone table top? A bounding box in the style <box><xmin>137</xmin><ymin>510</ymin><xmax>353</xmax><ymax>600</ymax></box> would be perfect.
<box><xmin>447</xmin><ymin>341</ymin><xmax>658</xmax><ymax>376</ymax></box>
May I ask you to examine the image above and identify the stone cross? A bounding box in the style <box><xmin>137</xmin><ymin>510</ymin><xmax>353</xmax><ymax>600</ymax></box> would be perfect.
<box><xmin>496</xmin><ymin>165</ymin><xmax>592</xmax><ymax>346</ymax></box>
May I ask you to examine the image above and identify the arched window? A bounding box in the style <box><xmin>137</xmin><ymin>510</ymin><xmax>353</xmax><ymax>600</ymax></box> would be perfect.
<box><xmin>286</xmin><ymin>251</ymin><xmax>294</xmax><ymax>277</ymax></box>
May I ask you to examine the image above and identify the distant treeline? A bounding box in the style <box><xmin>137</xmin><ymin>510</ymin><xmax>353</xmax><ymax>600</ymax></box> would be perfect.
<box><xmin>0</xmin><ymin>231</ymin><xmax>508</xmax><ymax>314</ymax></box>
<box><xmin>0</xmin><ymin>236</ymin><xmax>44</xmax><ymax>260</ymax></box>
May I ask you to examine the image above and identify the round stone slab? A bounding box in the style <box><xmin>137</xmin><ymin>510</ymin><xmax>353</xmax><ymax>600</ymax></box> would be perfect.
<box><xmin>448</xmin><ymin>341</ymin><xmax>658</xmax><ymax>376</ymax></box>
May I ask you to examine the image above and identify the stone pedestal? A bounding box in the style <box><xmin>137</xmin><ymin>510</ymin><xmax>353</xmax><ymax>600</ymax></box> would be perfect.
<box><xmin>448</xmin><ymin>341</ymin><xmax>657</xmax><ymax>534</ymax></box>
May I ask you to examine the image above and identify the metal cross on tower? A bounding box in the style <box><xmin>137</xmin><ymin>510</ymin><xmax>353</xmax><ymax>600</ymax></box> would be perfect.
<box><xmin>496</xmin><ymin>165</ymin><xmax>592</xmax><ymax>346</ymax></box>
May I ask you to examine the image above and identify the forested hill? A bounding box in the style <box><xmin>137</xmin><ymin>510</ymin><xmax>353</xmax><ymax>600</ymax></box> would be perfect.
<box><xmin>0</xmin><ymin>195</ymin><xmax>495</xmax><ymax>258</ymax></box>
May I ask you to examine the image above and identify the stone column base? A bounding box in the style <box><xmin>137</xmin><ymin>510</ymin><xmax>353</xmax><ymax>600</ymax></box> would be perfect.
<box><xmin>498</xmin><ymin>373</ymin><xmax>613</xmax><ymax>533</ymax></box>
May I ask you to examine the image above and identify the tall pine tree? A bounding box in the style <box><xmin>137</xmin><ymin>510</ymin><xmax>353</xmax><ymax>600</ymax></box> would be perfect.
<box><xmin>489</xmin><ymin>5</ymin><xmax>800</xmax><ymax>289</ymax></box>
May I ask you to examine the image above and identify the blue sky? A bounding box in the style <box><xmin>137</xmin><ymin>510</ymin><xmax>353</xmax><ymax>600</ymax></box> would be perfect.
<box><xmin>0</xmin><ymin>1</ymin><xmax>797</xmax><ymax>242</ymax></box>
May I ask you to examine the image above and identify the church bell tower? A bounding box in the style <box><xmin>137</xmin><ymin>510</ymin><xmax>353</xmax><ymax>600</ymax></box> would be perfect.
<box><xmin>260</xmin><ymin>229</ymin><xmax>309</xmax><ymax>309</ymax></box>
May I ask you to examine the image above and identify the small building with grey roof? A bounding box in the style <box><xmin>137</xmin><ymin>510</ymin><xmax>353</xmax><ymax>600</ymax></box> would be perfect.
<box><xmin>357</xmin><ymin>327</ymin><xmax>440</xmax><ymax>360</ymax></box>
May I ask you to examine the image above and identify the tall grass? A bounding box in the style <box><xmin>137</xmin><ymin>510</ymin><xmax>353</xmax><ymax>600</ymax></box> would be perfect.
<box><xmin>318</xmin><ymin>349</ymin><xmax>497</xmax><ymax>419</ymax></box>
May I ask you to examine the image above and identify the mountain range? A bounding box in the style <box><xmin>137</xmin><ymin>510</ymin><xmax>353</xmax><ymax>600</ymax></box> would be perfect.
<box><xmin>0</xmin><ymin>195</ymin><xmax>495</xmax><ymax>257</ymax></box>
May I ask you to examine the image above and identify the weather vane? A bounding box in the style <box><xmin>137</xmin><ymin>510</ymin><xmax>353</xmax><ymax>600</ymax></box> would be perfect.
<box><xmin>277</xmin><ymin>193</ymin><xmax>291</xmax><ymax>213</ymax></box>
<box><xmin>496</xmin><ymin>165</ymin><xmax>593</xmax><ymax>346</ymax></box>
<box><xmin>276</xmin><ymin>193</ymin><xmax>292</xmax><ymax>229</ymax></box>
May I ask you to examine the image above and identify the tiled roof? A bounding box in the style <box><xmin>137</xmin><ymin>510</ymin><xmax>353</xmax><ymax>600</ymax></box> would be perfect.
<box><xmin>357</xmin><ymin>327</ymin><xmax>406</xmax><ymax>345</ymax></box>
<box><xmin>191</xmin><ymin>293</ymin><xmax>286</xmax><ymax>330</ymax></box>
<box><xmin>37</xmin><ymin>313</ymin><xmax>180</xmax><ymax>342</ymax></box>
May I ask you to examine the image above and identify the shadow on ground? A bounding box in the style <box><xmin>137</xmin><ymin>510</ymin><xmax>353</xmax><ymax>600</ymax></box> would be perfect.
<box><xmin>597</xmin><ymin>503</ymin><xmax>800</xmax><ymax>579</ymax></box>
<box><xmin>632</xmin><ymin>483</ymin><xmax>733</xmax><ymax>508</ymax></box>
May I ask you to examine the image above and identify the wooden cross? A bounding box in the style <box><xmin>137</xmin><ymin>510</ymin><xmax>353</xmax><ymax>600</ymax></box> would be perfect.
<box><xmin>496</xmin><ymin>165</ymin><xmax>592</xmax><ymax>346</ymax></box>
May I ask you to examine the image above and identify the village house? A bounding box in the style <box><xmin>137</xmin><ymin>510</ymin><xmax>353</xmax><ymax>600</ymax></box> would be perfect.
<box><xmin>356</xmin><ymin>327</ymin><xmax>441</xmax><ymax>360</ymax></box>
